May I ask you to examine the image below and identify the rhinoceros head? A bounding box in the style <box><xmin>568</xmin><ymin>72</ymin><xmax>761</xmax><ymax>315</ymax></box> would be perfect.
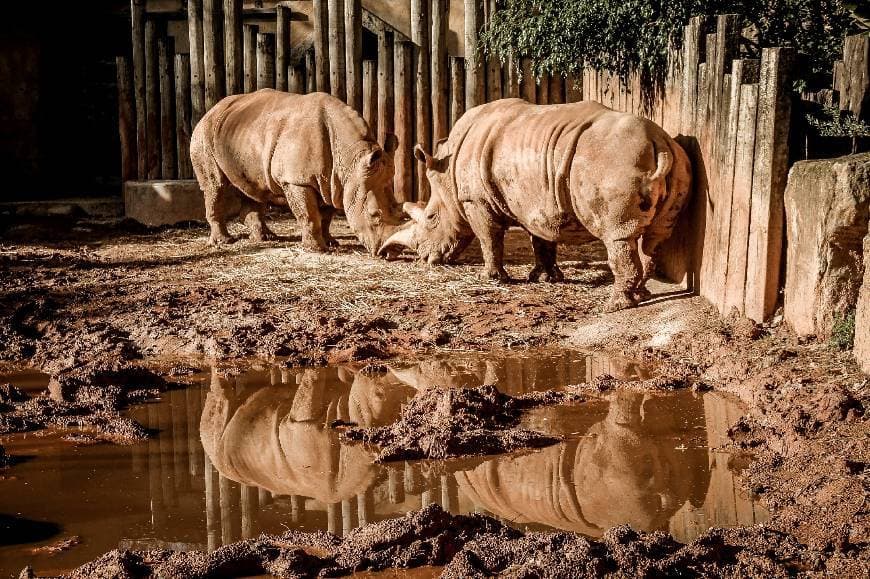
<box><xmin>343</xmin><ymin>133</ymin><xmax>405</xmax><ymax>256</ymax></box>
<box><xmin>377</xmin><ymin>141</ymin><xmax>474</xmax><ymax>264</ymax></box>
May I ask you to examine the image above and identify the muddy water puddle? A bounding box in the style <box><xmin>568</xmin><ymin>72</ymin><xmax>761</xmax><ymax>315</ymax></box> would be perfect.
<box><xmin>0</xmin><ymin>351</ymin><xmax>767</xmax><ymax>577</ymax></box>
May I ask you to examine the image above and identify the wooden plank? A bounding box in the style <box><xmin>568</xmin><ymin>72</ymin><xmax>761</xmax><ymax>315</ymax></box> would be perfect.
<box><xmin>243</xmin><ymin>24</ymin><xmax>258</xmax><ymax>93</ymax></box>
<box><xmin>175</xmin><ymin>53</ymin><xmax>194</xmax><ymax>179</ymax></box>
<box><xmin>484</xmin><ymin>0</ymin><xmax>501</xmax><ymax>102</ymax></box>
<box><xmin>203</xmin><ymin>0</ymin><xmax>225</xmax><ymax>109</ymax></box>
<box><xmin>521</xmin><ymin>57</ymin><xmax>534</xmax><ymax>102</ymax></box>
<box><xmin>505</xmin><ymin>54</ymin><xmax>520</xmax><ymax>98</ymax></box>
<box><xmin>394</xmin><ymin>41</ymin><xmax>414</xmax><ymax>204</ymax></box>
<box><xmin>328</xmin><ymin>0</ymin><xmax>346</xmax><ymax>101</ymax></box>
<box><xmin>145</xmin><ymin>19</ymin><xmax>161</xmax><ymax>180</ymax></box>
<box><xmin>158</xmin><ymin>36</ymin><xmax>177</xmax><ymax>179</ymax></box>
<box><xmin>432</xmin><ymin>0</ymin><xmax>449</xmax><ymax>140</ymax></box>
<box><xmin>566</xmin><ymin>71</ymin><xmax>582</xmax><ymax>102</ymax></box>
<box><xmin>451</xmin><ymin>56</ymin><xmax>465</xmax><ymax>127</ymax></box>
<box><xmin>745</xmin><ymin>47</ymin><xmax>794</xmax><ymax>322</ymax></box>
<box><xmin>363</xmin><ymin>59</ymin><xmax>377</xmax><ymax>136</ymax></box>
<box><xmin>411</xmin><ymin>0</ymin><xmax>431</xmax><ymax>201</ymax></box>
<box><xmin>275</xmin><ymin>4</ymin><xmax>291</xmax><ymax>91</ymax></box>
<box><xmin>549</xmin><ymin>73</ymin><xmax>564</xmax><ymax>104</ymax></box>
<box><xmin>306</xmin><ymin>49</ymin><xmax>316</xmax><ymax>93</ymax></box>
<box><xmin>186</xmin><ymin>0</ymin><xmax>206</xmax><ymax>127</ymax></box>
<box><xmin>464</xmin><ymin>0</ymin><xmax>484</xmax><ymax>109</ymax></box>
<box><xmin>116</xmin><ymin>56</ymin><xmax>137</xmax><ymax>184</ymax></box>
<box><xmin>312</xmin><ymin>0</ymin><xmax>330</xmax><ymax>92</ymax></box>
<box><xmin>377</xmin><ymin>30</ymin><xmax>395</xmax><ymax>146</ymax></box>
<box><xmin>845</xmin><ymin>33</ymin><xmax>869</xmax><ymax>120</ymax></box>
<box><xmin>224</xmin><ymin>0</ymin><xmax>243</xmax><ymax>95</ymax></box>
<box><xmin>723</xmin><ymin>83</ymin><xmax>759</xmax><ymax>314</ymax></box>
<box><xmin>131</xmin><ymin>0</ymin><xmax>147</xmax><ymax>179</ymax></box>
<box><xmin>256</xmin><ymin>32</ymin><xmax>276</xmax><ymax>90</ymax></box>
<box><xmin>680</xmin><ymin>17</ymin><xmax>706</xmax><ymax>135</ymax></box>
<box><xmin>537</xmin><ymin>71</ymin><xmax>549</xmax><ymax>104</ymax></box>
<box><xmin>288</xmin><ymin>64</ymin><xmax>305</xmax><ymax>94</ymax></box>
<box><xmin>345</xmin><ymin>0</ymin><xmax>362</xmax><ymax>110</ymax></box>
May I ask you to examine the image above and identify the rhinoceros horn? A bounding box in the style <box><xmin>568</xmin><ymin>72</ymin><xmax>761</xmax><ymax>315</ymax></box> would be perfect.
<box><xmin>378</xmin><ymin>221</ymin><xmax>417</xmax><ymax>258</ymax></box>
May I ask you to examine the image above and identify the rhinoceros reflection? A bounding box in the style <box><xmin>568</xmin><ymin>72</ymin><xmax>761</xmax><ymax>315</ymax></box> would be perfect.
<box><xmin>200</xmin><ymin>367</ymin><xmax>415</xmax><ymax>503</ymax></box>
<box><xmin>455</xmin><ymin>391</ymin><xmax>710</xmax><ymax>536</ymax></box>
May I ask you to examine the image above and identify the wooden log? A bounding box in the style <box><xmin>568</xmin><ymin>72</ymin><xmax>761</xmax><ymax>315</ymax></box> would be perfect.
<box><xmin>306</xmin><ymin>49</ymin><xmax>316</xmax><ymax>93</ymax></box>
<box><xmin>744</xmin><ymin>47</ymin><xmax>794</xmax><ymax>322</ymax></box>
<box><xmin>144</xmin><ymin>19</ymin><xmax>161</xmax><ymax>180</ymax></box>
<box><xmin>203</xmin><ymin>0</ymin><xmax>225</xmax><ymax>110</ymax></box>
<box><xmin>313</xmin><ymin>0</ymin><xmax>330</xmax><ymax>92</ymax></box>
<box><xmin>188</xmin><ymin>0</ymin><xmax>206</xmax><ymax>127</ymax></box>
<box><xmin>224</xmin><ymin>0</ymin><xmax>242</xmax><ymax>95</ymax></box>
<box><xmin>158</xmin><ymin>37</ymin><xmax>177</xmax><ymax>180</ymax></box>
<box><xmin>328</xmin><ymin>0</ymin><xmax>347</xmax><ymax>101</ymax></box>
<box><xmin>549</xmin><ymin>73</ymin><xmax>564</xmax><ymax>104</ymax></box>
<box><xmin>240</xmin><ymin>484</ymin><xmax>258</xmax><ymax>539</ymax></box>
<box><xmin>484</xmin><ymin>0</ymin><xmax>501</xmax><ymax>102</ymax></box>
<box><xmin>505</xmin><ymin>54</ymin><xmax>519</xmax><ymax>98</ymax></box>
<box><xmin>520</xmin><ymin>57</ymin><xmax>534</xmax><ymax>102</ymax></box>
<box><xmin>566</xmin><ymin>71</ymin><xmax>582</xmax><ymax>102</ymax></box>
<box><xmin>432</xmin><ymin>0</ymin><xmax>449</xmax><ymax>141</ymax></box>
<box><xmin>275</xmin><ymin>4</ymin><xmax>291</xmax><ymax>91</ymax></box>
<box><xmin>843</xmin><ymin>34</ymin><xmax>869</xmax><ymax>120</ymax></box>
<box><xmin>394</xmin><ymin>41</ymin><xmax>414</xmax><ymax>204</ymax></box>
<box><xmin>537</xmin><ymin>71</ymin><xmax>550</xmax><ymax>104</ymax></box>
<box><xmin>175</xmin><ymin>53</ymin><xmax>194</xmax><ymax>179</ymax></box>
<box><xmin>243</xmin><ymin>24</ymin><xmax>258</xmax><ymax>93</ymax></box>
<box><xmin>131</xmin><ymin>0</ymin><xmax>147</xmax><ymax>179</ymax></box>
<box><xmin>680</xmin><ymin>16</ymin><xmax>706</xmax><ymax>135</ymax></box>
<box><xmin>377</xmin><ymin>31</ymin><xmax>395</xmax><ymax>146</ymax></box>
<box><xmin>116</xmin><ymin>56</ymin><xmax>137</xmax><ymax>184</ymax></box>
<box><xmin>723</xmin><ymin>83</ymin><xmax>759</xmax><ymax>314</ymax></box>
<box><xmin>256</xmin><ymin>32</ymin><xmax>276</xmax><ymax>90</ymax></box>
<box><xmin>464</xmin><ymin>0</ymin><xmax>484</xmax><ymax>109</ymax></box>
<box><xmin>288</xmin><ymin>64</ymin><xmax>305</xmax><ymax>94</ymax></box>
<box><xmin>412</xmin><ymin>0</ymin><xmax>432</xmax><ymax>201</ymax></box>
<box><xmin>345</xmin><ymin>0</ymin><xmax>362</xmax><ymax>110</ymax></box>
<box><xmin>363</xmin><ymin>59</ymin><xmax>378</xmax><ymax>136</ymax></box>
<box><xmin>450</xmin><ymin>56</ymin><xmax>465</xmax><ymax>127</ymax></box>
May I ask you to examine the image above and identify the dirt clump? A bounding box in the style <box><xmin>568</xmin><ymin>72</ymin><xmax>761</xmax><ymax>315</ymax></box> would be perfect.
<box><xmin>341</xmin><ymin>384</ymin><xmax>583</xmax><ymax>462</ymax></box>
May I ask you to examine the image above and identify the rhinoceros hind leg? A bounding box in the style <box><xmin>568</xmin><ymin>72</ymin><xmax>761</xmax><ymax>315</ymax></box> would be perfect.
<box><xmin>603</xmin><ymin>237</ymin><xmax>642</xmax><ymax>312</ymax></box>
<box><xmin>204</xmin><ymin>183</ymin><xmax>238</xmax><ymax>246</ymax></box>
<box><xmin>283</xmin><ymin>184</ymin><xmax>329</xmax><ymax>252</ymax></box>
<box><xmin>632</xmin><ymin>229</ymin><xmax>668</xmax><ymax>302</ymax></box>
<box><xmin>528</xmin><ymin>235</ymin><xmax>564</xmax><ymax>283</ymax></box>
<box><xmin>240</xmin><ymin>198</ymin><xmax>278</xmax><ymax>242</ymax></box>
<box><xmin>464</xmin><ymin>202</ymin><xmax>510</xmax><ymax>282</ymax></box>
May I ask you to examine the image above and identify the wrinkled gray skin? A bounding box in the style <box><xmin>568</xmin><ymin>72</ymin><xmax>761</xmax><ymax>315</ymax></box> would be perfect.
<box><xmin>191</xmin><ymin>90</ymin><xmax>401</xmax><ymax>255</ymax></box>
<box><xmin>380</xmin><ymin>99</ymin><xmax>692</xmax><ymax>312</ymax></box>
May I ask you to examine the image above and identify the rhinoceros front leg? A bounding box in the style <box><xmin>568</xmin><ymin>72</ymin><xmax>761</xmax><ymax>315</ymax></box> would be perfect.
<box><xmin>283</xmin><ymin>184</ymin><xmax>329</xmax><ymax>252</ymax></box>
<box><xmin>528</xmin><ymin>235</ymin><xmax>564</xmax><ymax>283</ymax></box>
<box><xmin>603</xmin><ymin>237</ymin><xmax>642</xmax><ymax>312</ymax></box>
<box><xmin>319</xmin><ymin>206</ymin><xmax>340</xmax><ymax>248</ymax></box>
<box><xmin>464</xmin><ymin>202</ymin><xmax>510</xmax><ymax>282</ymax></box>
<box><xmin>239</xmin><ymin>197</ymin><xmax>278</xmax><ymax>242</ymax></box>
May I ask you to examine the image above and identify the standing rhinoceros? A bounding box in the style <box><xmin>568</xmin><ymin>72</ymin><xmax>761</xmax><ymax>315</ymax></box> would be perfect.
<box><xmin>379</xmin><ymin>99</ymin><xmax>692</xmax><ymax>311</ymax></box>
<box><xmin>191</xmin><ymin>89</ymin><xmax>401</xmax><ymax>255</ymax></box>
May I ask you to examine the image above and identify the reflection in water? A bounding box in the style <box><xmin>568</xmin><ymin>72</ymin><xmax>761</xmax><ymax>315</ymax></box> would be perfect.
<box><xmin>0</xmin><ymin>351</ymin><xmax>767</xmax><ymax>576</ymax></box>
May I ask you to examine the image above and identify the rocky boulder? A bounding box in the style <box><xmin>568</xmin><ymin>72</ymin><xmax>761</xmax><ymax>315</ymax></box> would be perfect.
<box><xmin>784</xmin><ymin>153</ymin><xmax>870</xmax><ymax>339</ymax></box>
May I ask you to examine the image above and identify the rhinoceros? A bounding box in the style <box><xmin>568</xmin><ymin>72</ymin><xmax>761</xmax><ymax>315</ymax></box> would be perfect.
<box><xmin>379</xmin><ymin>99</ymin><xmax>692</xmax><ymax>311</ymax></box>
<box><xmin>191</xmin><ymin>89</ymin><xmax>401</xmax><ymax>255</ymax></box>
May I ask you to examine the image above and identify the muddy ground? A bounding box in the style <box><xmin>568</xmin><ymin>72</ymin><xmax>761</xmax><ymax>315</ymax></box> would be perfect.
<box><xmin>1</xmin><ymin>214</ymin><xmax>868</xmax><ymax>576</ymax></box>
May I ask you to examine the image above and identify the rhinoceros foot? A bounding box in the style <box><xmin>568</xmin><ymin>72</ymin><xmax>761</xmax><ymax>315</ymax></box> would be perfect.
<box><xmin>324</xmin><ymin>234</ymin><xmax>340</xmax><ymax>249</ymax></box>
<box><xmin>481</xmin><ymin>267</ymin><xmax>512</xmax><ymax>284</ymax></box>
<box><xmin>528</xmin><ymin>264</ymin><xmax>565</xmax><ymax>283</ymax></box>
<box><xmin>247</xmin><ymin>226</ymin><xmax>278</xmax><ymax>243</ymax></box>
<box><xmin>207</xmin><ymin>230</ymin><xmax>238</xmax><ymax>247</ymax></box>
<box><xmin>632</xmin><ymin>286</ymin><xmax>653</xmax><ymax>303</ymax></box>
<box><xmin>604</xmin><ymin>292</ymin><xmax>638</xmax><ymax>313</ymax></box>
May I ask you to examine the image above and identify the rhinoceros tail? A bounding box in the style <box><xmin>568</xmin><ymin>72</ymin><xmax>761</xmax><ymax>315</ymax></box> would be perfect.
<box><xmin>648</xmin><ymin>145</ymin><xmax>673</xmax><ymax>185</ymax></box>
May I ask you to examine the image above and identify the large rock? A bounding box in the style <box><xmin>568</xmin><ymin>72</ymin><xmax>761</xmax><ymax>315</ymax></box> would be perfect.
<box><xmin>784</xmin><ymin>153</ymin><xmax>870</xmax><ymax>338</ymax></box>
<box><xmin>856</xmin><ymin>234</ymin><xmax>870</xmax><ymax>373</ymax></box>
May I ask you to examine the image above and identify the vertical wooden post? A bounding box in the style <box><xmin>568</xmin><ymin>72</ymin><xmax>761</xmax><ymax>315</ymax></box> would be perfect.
<box><xmin>363</xmin><ymin>60</ymin><xmax>378</xmax><ymax>135</ymax></box>
<box><xmin>306</xmin><ymin>49</ymin><xmax>317</xmax><ymax>93</ymax></box>
<box><xmin>394</xmin><ymin>41</ymin><xmax>414</xmax><ymax>204</ymax></box>
<box><xmin>377</xmin><ymin>31</ymin><xmax>395</xmax><ymax>146</ymax></box>
<box><xmin>313</xmin><ymin>0</ymin><xmax>330</xmax><ymax>93</ymax></box>
<box><xmin>505</xmin><ymin>54</ymin><xmax>519</xmax><ymax>98</ymax></box>
<box><xmin>288</xmin><ymin>65</ymin><xmax>306</xmax><ymax>94</ymax></box>
<box><xmin>432</xmin><ymin>0</ymin><xmax>449</xmax><ymax>141</ymax></box>
<box><xmin>243</xmin><ymin>24</ymin><xmax>258</xmax><ymax>93</ymax></box>
<box><xmin>465</xmin><ymin>0</ymin><xmax>484</xmax><ymax>109</ymax></box>
<box><xmin>203</xmin><ymin>0</ymin><xmax>225</xmax><ymax>109</ymax></box>
<box><xmin>116</xmin><ymin>57</ymin><xmax>137</xmax><ymax>184</ymax></box>
<box><xmin>257</xmin><ymin>32</ymin><xmax>276</xmax><ymax>90</ymax></box>
<box><xmin>412</xmin><ymin>0</ymin><xmax>432</xmax><ymax>200</ymax></box>
<box><xmin>275</xmin><ymin>4</ymin><xmax>291</xmax><ymax>92</ymax></box>
<box><xmin>130</xmin><ymin>0</ymin><xmax>147</xmax><ymax>179</ymax></box>
<box><xmin>175</xmin><ymin>53</ymin><xmax>194</xmax><ymax>179</ymax></box>
<box><xmin>223</xmin><ymin>0</ymin><xmax>242</xmax><ymax>95</ymax></box>
<box><xmin>566</xmin><ymin>72</ymin><xmax>582</xmax><ymax>102</ymax></box>
<box><xmin>345</xmin><ymin>0</ymin><xmax>362</xmax><ymax>110</ymax></box>
<box><xmin>158</xmin><ymin>36</ymin><xmax>177</xmax><ymax>179</ymax></box>
<box><xmin>520</xmin><ymin>58</ymin><xmax>535</xmax><ymax>102</ymax></box>
<box><xmin>745</xmin><ymin>47</ymin><xmax>794</xmax><ymax>322</ymax></box>
<box><xmin>450</xmin><ymin>56</ymin><xmax>465</xmax><ymax>127</ymax></box>
<box><xmin>328</xmin><ymin>0</ymin><xmax>347</xmax><ymax>101</ymax></box>
<box><xmin>484</xmin><ymin>0</ymin><xmax>501</xmax><ymax>102</ymax></box>
<box><xmin>240</xmin><ymin>484</ymin><xmax>258</xmax><ymax>539</ymax></box>
<box><xmin>549</xmin><ymin>73</ymin><xmax>564</xmax><ymax>104</ymax></box>
<box><xmin>187</xmin><ymin>0</ymin><xmax>206</xmax><ymax>126</ymax></box>
<box><xmin>537</xmin><ymin>71</ymin><xmax>550</xmax><ymax>104</ymax></box>
<box><xmin>144</xmin><ymin>19</ymin><xmax>161</xmax><ymax>180</ymax></box>
<box><xmin>680</xmin><ymin>16</ymin><xmax>706</xmax><ymax>136</ymax></box>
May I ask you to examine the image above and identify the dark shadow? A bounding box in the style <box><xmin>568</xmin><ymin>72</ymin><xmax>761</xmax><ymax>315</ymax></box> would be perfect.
<box><xmin>0</xmin><ymin>514</ymin><xmax>61</xmax><ymax>546</ymax></box>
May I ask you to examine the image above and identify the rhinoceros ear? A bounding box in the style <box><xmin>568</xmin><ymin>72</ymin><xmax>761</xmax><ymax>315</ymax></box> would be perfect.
<box><xmin>413</xmin><ymin>144</ymin><xmax>432</xmax><ymax>167</ymax></box>
<box><xmin>383</xmin><ymin>133</ymin><xmax>399</xmax><ymax>154</ymax></box>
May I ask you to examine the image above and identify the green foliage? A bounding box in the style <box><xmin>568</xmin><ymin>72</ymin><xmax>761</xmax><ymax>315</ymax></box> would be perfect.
<box><xmin>805</xmin><ymin>105</ymin><xmax>870</xmax><ymax>138</ymax></box>
<box><xmin>481</xmin><ymin>0</ymin><xmax>855</xmax><ymax>101</ymax></box>
<box><xmin>831</xmin><ymin>309</ymin><xmax>856</xmax><ymax>350</ymax></box>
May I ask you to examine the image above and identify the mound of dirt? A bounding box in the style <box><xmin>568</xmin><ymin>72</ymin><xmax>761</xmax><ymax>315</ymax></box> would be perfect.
<box><xmin>341</xmin><ymin>384</ymin><xmax>583</xmax><ymax>462</ymax></box>
<box><xmin>55</xmin><ymin>504</ymin><xmax>823</xmax><ymax>579</ymax></box>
